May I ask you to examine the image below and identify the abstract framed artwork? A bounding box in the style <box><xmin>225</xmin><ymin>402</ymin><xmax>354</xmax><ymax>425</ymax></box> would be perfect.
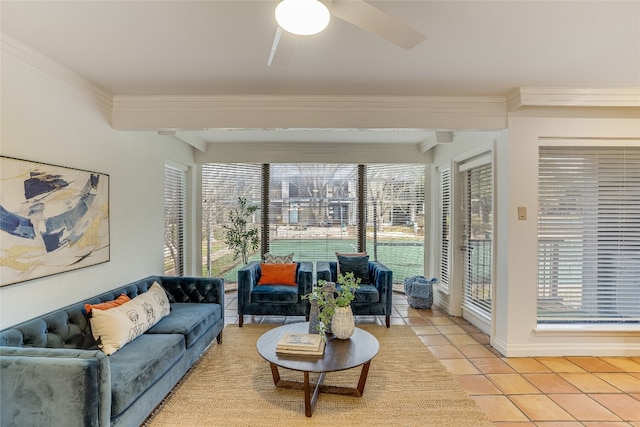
<box><xmin>0</xmin><ymin>156</ymin><xmax>110</xmax><ymax>286</ymax></box>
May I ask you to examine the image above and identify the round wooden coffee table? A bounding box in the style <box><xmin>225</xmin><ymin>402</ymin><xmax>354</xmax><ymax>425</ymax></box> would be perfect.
<box><xmin>256</xmin><ymin>322</ymin><xmax>379</xmax><ymax>417</ymax></box>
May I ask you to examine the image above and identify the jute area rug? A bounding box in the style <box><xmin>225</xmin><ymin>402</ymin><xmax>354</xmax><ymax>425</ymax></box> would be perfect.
<box><xmin>144</xmin><ymin>324</ymin><xmax>493</xmax><ymax>427</ymax></box>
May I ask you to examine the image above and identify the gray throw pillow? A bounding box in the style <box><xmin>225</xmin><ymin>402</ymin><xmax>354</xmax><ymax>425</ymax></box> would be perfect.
<box><xmin>263</xmin><ymin>252</ymin><xmax>294</xmax><ymax>264</ymax></box>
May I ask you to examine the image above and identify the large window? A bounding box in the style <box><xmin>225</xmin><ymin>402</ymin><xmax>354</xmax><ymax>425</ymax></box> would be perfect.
<box><xmin>537</xmin><ymin>146</ymin><xmax>640</xmax><ymax>324</ymax></box>
<box><xmin>202</xmin><ymin>163</ymin><xmax>262</xmax><ymax>282</ymax></box>
<box><xmin>268</xmin><ymin>164</ymin><xmax>359</xmax><ymax>261</ymax></box>
<box><xmin>366</xmin><ymin>164</ymin><xmax>425</xmax><ymax>285</ymax></box>
<box><xmin>164</xmin><ymin>164</ymin><xmax>187</xmax><ymax>276</ymax></box>
<box><xmin>202</xmin><ymin>163</ymin><xmax>426</xmax><ymax>284</ymax></box>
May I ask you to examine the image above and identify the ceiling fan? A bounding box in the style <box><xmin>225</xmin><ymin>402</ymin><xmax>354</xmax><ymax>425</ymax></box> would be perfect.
<box><xmin>267</xmin><ymin>0</ymin><xmax>427</xmax><ymax>66</ymax></box>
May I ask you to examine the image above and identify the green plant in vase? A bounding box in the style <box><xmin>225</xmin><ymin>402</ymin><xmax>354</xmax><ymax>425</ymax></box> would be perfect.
<box><xmin>302</xmin><ymin>282</ymin><xmax>333</xmax><ymax>339</ymax></box>
<box><xmin>334</xmin><ymin>272</ymin><xmax>360</xmax><ymax>307</ymax></box>
<box><xmin>304</xmin><ymin>272</ymin><xmax>360</xmax><ymax>340</ymax></box>
<box><xmin>331</xmin><ymin>272</ymin><xmax>360</xmax><ymax>339</ymax></box>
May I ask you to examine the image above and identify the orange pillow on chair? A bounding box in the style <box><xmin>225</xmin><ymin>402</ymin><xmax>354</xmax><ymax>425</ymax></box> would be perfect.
<box><xmin>258</xmin><ymin>263</ymin><xmax>297</xmax><ymax>286</ymax></box>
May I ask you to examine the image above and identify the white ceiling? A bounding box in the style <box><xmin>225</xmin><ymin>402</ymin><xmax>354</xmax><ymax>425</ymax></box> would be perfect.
<box><xmin>2</xmin><ymin>1</ymin><xmax>639</xmax><ymax>144</ymax></box>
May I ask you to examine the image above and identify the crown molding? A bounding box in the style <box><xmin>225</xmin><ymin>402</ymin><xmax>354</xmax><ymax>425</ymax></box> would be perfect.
<box><xmin>1</xmin><ymin>32</ymin><xmax>113</xmax><ymax>110</ymax></box>
<box><xmin>508</xmin><ymin>87</ymin><xmax>640</xmax><ymax>111</ymax></box>
<box><xmin>112</xmin><ymin>94</ymin><xmax>507</xmax><ymax>131</ymax></box>
<box><xmin>417</xmin><ymin>131</ymin><xmax>455</xmax><ymax>153</ymax></box>
<box><xmin>418</xmin><ymin>133</ymin><xmax>438</xmax><ymax>153</ymax></box>
<box><xmin>175</xmin><ymin>131</ymin><xmax>207</xmax><ymax>152</ymax></box>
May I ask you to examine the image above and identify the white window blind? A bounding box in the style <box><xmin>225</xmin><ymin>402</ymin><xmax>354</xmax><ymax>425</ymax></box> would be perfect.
<box><xmin>164</xmin><ymin>164</ymin><xmax>186</xmax><ymax>276</ymax></box>
<box><xmin>201</xmin><ymin>163</ymin><xmax>426</xmax><ymax>285</ymax></box>
<box><xmin>366</xmin><ymin>164</ymin><xmax>425</xmax><ymax>284</ymax></box>
<box><xmin>440</xmin><ymin>168</ymin><xmax>451</xmax><ymax>291</ymax></box>
<box><xmin>461</xmin><ymin>162</ymin><xmax>493</xmax><ymax>318</ymax></box>
<box><xmin>202</xmin><ymin>163</ymin><xmax>262</xmax><ymax>282</ymax></box>
<box><xmin>537</xmin><ymin>146</ymin><xmax>640</xmax><ymax>324</ymax></box>
<box><xmin>268</xmin><ymin>163</ymin><xmax>359</xmax><ymax>262</ymax></box>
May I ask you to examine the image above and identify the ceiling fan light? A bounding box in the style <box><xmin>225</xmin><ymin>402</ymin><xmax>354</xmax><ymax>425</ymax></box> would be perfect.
<box><xmin>275</xmin><ymin>0</ymin><xmax>330</xmax><ymax>36</ymax></box>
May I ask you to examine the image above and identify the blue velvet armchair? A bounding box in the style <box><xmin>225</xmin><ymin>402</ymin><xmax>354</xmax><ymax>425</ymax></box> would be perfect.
<box><xmin>237</xmin><ymin>261</ymin><xmax>313</xmax><ymax>326</ymax></box>
<box><xmin>316</xmin><ymin>260</ymin><xmax>393</xmax><ymax>327</ymax></box>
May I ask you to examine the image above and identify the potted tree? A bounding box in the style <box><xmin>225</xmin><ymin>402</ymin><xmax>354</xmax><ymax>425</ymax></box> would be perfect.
<box><xmin>223</xmin><ymin>197</ymin><xmax>259</xmax><ymax>265</ymax></box>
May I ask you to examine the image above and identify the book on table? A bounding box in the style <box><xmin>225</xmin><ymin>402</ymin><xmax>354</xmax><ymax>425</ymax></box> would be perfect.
<box><xmin>276</xmin><ymin>332</ymin><xmax>325</xmax><ymax>357</ymax></box>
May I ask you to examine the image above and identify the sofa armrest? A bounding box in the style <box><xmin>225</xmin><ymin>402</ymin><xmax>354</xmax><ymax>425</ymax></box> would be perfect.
<box><xmin>296</xmin><ymin>262</ymin><xmax>314</xmax><ymax>297</ymax></box>
<box><xmin>0</xmin><ymin>347</ymin><xmax>111</xmax><ymax>427</ymax></box>
<box><xmin>237</xmin><ymin>261</ymin><xmax>261</xmax><ymax>309</ymax></box>
<box><xmin>369</xmin><ymin>261</ymin><xmax>393</xmax><ymax>296</ymax></box>
<box><xmin>157</xmin><ymin>276</ymin><xmax>224</xmax><ymax>306</ymax></box>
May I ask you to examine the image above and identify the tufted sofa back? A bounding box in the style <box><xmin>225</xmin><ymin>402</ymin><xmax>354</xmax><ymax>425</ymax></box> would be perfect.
<box><xmin>0</xmin><ymin>276</ymin><xmax>161</xmax><ymax>350</ymax></box>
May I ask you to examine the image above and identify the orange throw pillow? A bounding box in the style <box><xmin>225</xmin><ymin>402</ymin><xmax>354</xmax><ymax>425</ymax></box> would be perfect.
<box><xmin>85</xmin><ymin>293</ymin><xmax>131</xmax><ymax>314</ymax></box>
<box><xmin>258</xmin><ymin>263</ymin><xmax>297</xmax><ymax>286</ymax></box>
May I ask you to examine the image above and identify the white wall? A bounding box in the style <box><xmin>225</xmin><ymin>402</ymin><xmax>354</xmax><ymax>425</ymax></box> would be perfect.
<box><xmin>496</xmin><ymin>110</ymin><xmax>640</xmax><ymax>356</ymax></box>
<box><xmin>0</xmin><ymin>39</ymin><xmax>195</xmax><ymax>328</ymax></box>
<box><xmin>428</xmin><ymin>114</ymin><xmax>640</xmax><ymax>357</ymax></box>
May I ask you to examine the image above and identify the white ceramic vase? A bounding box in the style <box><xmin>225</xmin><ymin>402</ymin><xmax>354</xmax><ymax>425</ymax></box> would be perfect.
<box><xmin>331</xmin><ymin>305</ymin><xmax>355</xmax><ymax>339</ymax></box>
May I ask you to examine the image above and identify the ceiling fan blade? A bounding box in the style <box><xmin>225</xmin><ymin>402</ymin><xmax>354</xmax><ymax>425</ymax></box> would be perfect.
<box><xmin>331</xmin><ymin>0</ymin><xmax>426</xmax><ymax>50</ymax></box>
<box><xmin>267</xmin><ymin>26</ymin><xmax>284</xmax><ymax>66</ymax></box>
<box><xmin>267</xmin><ymin>26</ymin><xmax>296</xmax><ymax>66</ymax></box>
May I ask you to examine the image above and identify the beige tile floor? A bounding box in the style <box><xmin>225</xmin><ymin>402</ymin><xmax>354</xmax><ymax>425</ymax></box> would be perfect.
<box><xmin>224</xmin><ymin>291</ymin><xmax>640</xmax><ymax>426</ymax></box>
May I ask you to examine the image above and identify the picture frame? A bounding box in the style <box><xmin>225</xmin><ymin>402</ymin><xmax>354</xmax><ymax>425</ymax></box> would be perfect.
<box><xmin>0</xmin><ymin>156</ymin><xmax>110</xmax><ymax>286</ymax></box>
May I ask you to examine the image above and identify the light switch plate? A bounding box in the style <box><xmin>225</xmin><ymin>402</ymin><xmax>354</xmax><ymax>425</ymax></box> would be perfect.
<box><xmin>518</xmin><ymin>206</ymin><xmax>527</xmax><ymax>220</ymax></box>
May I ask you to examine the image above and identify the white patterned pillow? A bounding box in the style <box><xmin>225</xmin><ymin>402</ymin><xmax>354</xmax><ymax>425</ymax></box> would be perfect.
<box><xmin>263</xmin><ymin>252</ymin><xmax>294</xmax><ymax>264</ymax></box>
<box><xmin>89</xmin><ymin>282</ymin><xmax>170</xmax><ymax>355</ymax></box>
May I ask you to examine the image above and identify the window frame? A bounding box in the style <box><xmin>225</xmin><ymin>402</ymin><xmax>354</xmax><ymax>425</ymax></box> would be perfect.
<box><xmin>164</xmin><ymin>162</ymin><xmax>188</xmax><ymax>276</ymax></box>
<box><xmin>201</xmin><ymin>163</ymin><xmax>427</xmax><ymax>285</ymax></box>
<box><xmin>536</xmin><ymin>141</ymin><xmax>640</xmax><ymax>331</ymax></box>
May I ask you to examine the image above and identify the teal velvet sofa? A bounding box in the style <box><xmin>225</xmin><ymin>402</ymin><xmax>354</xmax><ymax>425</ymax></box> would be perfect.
<box><xmin>237</xmin><ymin>261</ymin><xmax>313</xmax><ymax>327</ymax></box>
<box><xmin>316</xmin><ymin>260</ymin><xmax>393</xmax><ymax>327</ymax></box>
<box><xmin>0</xmin><ymin>275</ymin><xmax>224</xmax><ymax>427</ymax></box>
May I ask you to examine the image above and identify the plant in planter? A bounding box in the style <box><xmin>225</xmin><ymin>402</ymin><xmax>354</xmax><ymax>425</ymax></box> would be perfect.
<box><xmin>304</xmin><ymin>272</ymin><xmax>360</xmax><ymax>340</ymax></box>
<box><xmin>223</xmin><ymin>197</ymin><xmax>259</xmax><ymax>265</ymax></box>
<box><xmin>334</xmin><ymin>272</ymin><xmax>360</xmax><ymax>307</ymax></box>
<box><xmin>331</xmin><ymin>272</ymin><xmax>361</xmax><ymax>339</ymax></box>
